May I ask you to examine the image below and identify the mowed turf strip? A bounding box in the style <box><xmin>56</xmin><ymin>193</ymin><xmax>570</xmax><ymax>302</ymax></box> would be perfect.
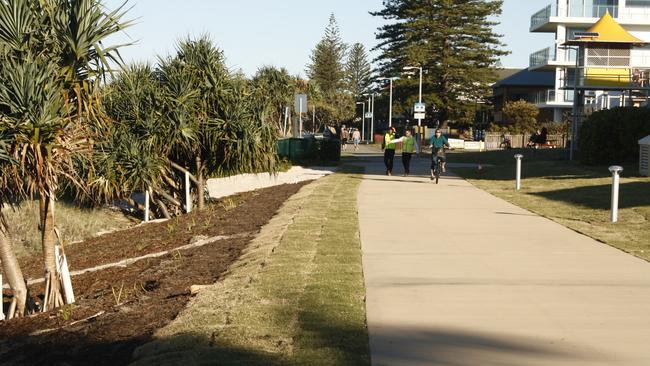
<box><xmin>132</xmin><ymin>168</ymin><xmax>370</xmax><ymax>366</ymax></box>
<box><xmin>449</xmin><ymin>149</ymin><xmax>650</xmax><ymax>262</ymax></box>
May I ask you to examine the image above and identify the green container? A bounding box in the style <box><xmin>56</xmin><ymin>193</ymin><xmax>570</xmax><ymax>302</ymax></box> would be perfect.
<box><xmin>277</xmin><ymin>137</ymin><xmax>340</xmax><ymax>163</ymax></box>
<box><xmin>277</xmin><ymin>138</ymin><xmax>290</xmax><ymax>158</ymax></box>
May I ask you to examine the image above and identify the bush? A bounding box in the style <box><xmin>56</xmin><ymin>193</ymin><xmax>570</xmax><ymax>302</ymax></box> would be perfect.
<box><xmin>502</xmin><ymin>100</ymin><xmax>539</xmax><ymax>133</ymax></box>
<box><xmin>579</xmin><ymin>107</ymin><xmax>650</xmax><ymax>165</ymax></box>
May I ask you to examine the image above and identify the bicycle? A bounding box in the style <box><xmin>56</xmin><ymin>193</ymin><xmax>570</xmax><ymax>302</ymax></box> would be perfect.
<box><xmin>431</xmin><ymin>147</ymin><xmax>447</xmax><ymax>184</ymax></box>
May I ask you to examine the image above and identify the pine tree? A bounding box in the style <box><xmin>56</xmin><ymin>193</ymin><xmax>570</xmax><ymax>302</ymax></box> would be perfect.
<box><xmin>307</xmin><ymin>14</ymin><xmax>347</xmax><ymax>95</ymax></box>
<box><xmin>372</xmin><ymin>0</ymin><xmax>509</xmax><ymax>125</ymax></box>
<box><xmin>306</xmin><ymin>14</ymin><xmax>354</xmax><ymax>125</ymax></box>
<box><xmin>346</xmin><ymin>43</ymin><xmax>373</xmax><ymax>100</ymax></box>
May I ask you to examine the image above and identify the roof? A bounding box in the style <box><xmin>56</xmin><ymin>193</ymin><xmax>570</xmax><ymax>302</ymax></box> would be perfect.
<box><xmin>495</xmin><ymin>68</ymin><xmax>522</xmax><ymax>81</ymax></box>
<box><xmin>640</xmin><ymin>135</ymin><xmax>650</xmax><ymax>145</ymax></box>
<box><xmin>493</xmin><ymin>69</ymin><xmax>555</xmax><ymax>88</ymax></box>
<box><xmin>564</xmin><ymin>11</ymin><xmax>645</xmax><ymax>45</ymax></box>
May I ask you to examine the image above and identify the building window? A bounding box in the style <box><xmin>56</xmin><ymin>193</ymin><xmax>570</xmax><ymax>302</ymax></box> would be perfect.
<box><xmin>627</xmin><ymin>0</ymin><xmax>650</xmax><ymax>7</ymax></box>
<box><xmin>569</xmin><ymin>0</ymin><xmax>617</xmax><ymax>17</ymax></box>
<box><xmin>586</xmin><ymin>47</ymin><xmax>630</xmax><ymax>67</ymax></box>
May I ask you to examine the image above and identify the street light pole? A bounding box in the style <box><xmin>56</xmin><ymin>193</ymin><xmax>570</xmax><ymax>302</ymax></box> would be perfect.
<box><xmin>371</xmin><ymin>93</ymin><xmax>375</xmax><ymax>143</ymax></box>
<box><xmin>356</xmin><ymin>102</ymin><xmax>365</xmax><ymax>141</ymax></box>
<box><xmin>378</xmin><ymin>77</ymin><xmax>398</xmax><ymax>129</ymax></box>
<box><xmin>403</xmin><ymin>66</ymin><xmax>423</xmax><ymax>127</ymax></box>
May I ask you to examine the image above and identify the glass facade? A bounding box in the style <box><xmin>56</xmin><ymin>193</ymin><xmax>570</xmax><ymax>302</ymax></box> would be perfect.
<box><xmin>627</xmin><ymin>0</ymin><xmax>650</xmax><ymax>7</ymax></box>
<box><xmin>568</xmin><ymin>0</ymin><xmax>617</xmax><ymax>17</ymax></box>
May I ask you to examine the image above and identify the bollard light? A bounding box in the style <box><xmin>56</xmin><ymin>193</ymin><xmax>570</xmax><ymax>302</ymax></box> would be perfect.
<box><xmin>609</xmin><ymin>165</ymin><xmax>623</xmax><ymax>223</ymax></box>
<box><xmin>514</xmin><ymin>154</ymin><xmax>524</xmax><ymax>191</ymax></box>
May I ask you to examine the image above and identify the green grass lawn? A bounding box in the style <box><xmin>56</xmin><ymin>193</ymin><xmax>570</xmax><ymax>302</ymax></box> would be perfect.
<box><xmin>449</xmin><ymin>149</ymin><xmax>650</xmax><ymax>261</ymax></box>
<box><xmin>132</xmin><ymin>168</ymin><xmax>370</xmax><ymax>366</ymax></box>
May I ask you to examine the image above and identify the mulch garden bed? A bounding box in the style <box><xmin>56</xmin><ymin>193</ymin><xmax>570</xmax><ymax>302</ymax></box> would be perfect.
<box><xmin>0</xmin><ymin>181</ymin><xmax>309</xmax><ymax>366</ymax></box>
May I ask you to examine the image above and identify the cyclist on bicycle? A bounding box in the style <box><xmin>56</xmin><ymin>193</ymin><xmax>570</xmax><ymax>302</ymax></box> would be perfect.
<box><xmin>429</xmin><ymin>129</ymin><xmax>450</xmax><ymax>179</ymax></box>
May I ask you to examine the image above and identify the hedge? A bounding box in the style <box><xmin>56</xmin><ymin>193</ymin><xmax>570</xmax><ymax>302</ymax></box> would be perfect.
<box><xmin>579</xmin><ymin>107</ymin><xmax>650</xmax><ymax>165</ymax></box>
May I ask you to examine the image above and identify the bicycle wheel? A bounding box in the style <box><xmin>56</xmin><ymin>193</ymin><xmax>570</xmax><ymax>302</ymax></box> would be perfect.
<box><xmin>435</xmin><ymin>161</ymin><xmax>441</xmax><ymax>184</ymax></box>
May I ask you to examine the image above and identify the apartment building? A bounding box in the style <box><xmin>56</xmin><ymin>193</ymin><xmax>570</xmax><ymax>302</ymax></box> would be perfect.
<box><xmin>529</xmin><ymin>0</ymin><xmax>650</xmax><ymax>121</ymax></box>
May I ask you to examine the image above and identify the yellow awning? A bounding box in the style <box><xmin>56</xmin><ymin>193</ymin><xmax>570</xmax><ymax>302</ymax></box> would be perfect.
<box><xmin>564</xmin><ymin>11</ymin><xmax>646</xmax><ymax>45</ymax></box>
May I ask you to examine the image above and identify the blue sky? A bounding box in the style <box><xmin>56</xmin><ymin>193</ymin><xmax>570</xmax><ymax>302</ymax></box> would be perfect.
<box><xmin>106</xmin><ymin>0</ymin><xmax>555</xmax><ymax>76</ymax></box>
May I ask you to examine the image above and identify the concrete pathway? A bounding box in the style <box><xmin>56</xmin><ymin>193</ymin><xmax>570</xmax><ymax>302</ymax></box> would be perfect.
<box><xmin>355</xmin><ymin>147</ymin><xmax>650</xmax><ymax>366</ymax></box>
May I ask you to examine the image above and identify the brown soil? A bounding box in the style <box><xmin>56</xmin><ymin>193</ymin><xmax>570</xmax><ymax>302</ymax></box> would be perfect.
<box><xmin>0</xmin><ymin>182</ymin><xmax>308</xmax><ymax>366</ymax></box>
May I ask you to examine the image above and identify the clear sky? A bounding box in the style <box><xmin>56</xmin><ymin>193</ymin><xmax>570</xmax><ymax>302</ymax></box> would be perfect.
<box><xmin>105</xmin><ymin>0</ymin><xmax>555</xmax><ymax>76</ymax></box>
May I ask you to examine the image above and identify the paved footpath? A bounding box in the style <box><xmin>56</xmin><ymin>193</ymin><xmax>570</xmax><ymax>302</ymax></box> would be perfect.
<box><xmin>354</xmin><ymin>147</ymin><xmax>650</xmax><ymax>366</ymax></box>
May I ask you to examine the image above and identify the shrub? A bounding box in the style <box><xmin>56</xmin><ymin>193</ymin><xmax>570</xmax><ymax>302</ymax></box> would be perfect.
<box><xmin>579</xmin><ymin>107</ymin><xmax>650</xmax><ymax>165</ymax></box>
<box><xmin>502</xmin><ymin>100</ymin><xmax>539</xmax><ymax>133</ymax></box>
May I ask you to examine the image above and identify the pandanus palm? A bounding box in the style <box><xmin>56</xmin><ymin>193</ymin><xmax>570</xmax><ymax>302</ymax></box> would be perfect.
<box><xmin>0</xmin><ymin>0</ymin><xmax>130</xmax><ymax>312</ymax></box>
<box><xmin>0</xmin><ymin>133</ymin><xmax>28</xmax><ymax>318</ymax></box>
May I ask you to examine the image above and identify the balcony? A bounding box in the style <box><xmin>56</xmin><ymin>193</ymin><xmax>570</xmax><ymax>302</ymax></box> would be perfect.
<box><xmin>529</xmin><ymin>46</ymin><xmax>578</xmax><ymax>71</ymax></box>
<box><xmin>530</xmin><ymin>4</ymin><xmax>555</xmax><ymax>32</ymax></box>
<box><xmin>530</xmin><ymin>2</ymin><xmax>619</xmax><ymax>32</ymax></box>
<box><xmin>560</xmin><ymin>68</ymin><xmax>650</xmax><ymax>90</ymax></box>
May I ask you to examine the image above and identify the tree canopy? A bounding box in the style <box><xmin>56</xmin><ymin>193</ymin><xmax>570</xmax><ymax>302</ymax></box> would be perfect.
<box><xmin>372</xmin><ymin>0</ymin><xmax>508</xmax><ymax>125</ymax></box>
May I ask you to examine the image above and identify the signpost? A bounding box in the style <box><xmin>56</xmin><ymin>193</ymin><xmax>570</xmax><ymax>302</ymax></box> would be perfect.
<box><xmin>294</xmin><ymin>94</ymin><xmax>307</xmax><ymax>138</ymax></box>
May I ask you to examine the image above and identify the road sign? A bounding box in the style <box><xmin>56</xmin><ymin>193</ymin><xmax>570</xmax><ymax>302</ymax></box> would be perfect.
<box><xmin>414</xmin><ymin>102</ymin><xmax>426</xmax><ymax>113</ymax></box>
<box><xmin>365</xmin><ymin>112</ymin><xmax>373</xmax><ymax>119</ymax></box>
<box><xmin>294</xmin><ymin>94</ymin><xmax>307</xmax><ymax>113</ymax></box>
<box><xmin>414</xmin><ymin>112</ymin><xmax>426</xmax><ymax>119</ymax></box>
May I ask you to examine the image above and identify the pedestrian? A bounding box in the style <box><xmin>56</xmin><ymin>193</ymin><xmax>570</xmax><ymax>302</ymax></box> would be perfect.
<box><xmin>401</xmin><ymin>129</ymin><xmax>417</xmax><ymax>176</ymax></box>
<box><xmin>383</xmin><ymin>127</ymin><xmax>397</xmax><ymax>176</ymax></box>
<box><xmin>352</xmin><ymin>128</ymin><xmax>361</xmax><ymax>151</ymax></box>
<box><xmin>341</xmin><ymin>125</ymin><xmax>349</xmax><ymax>151</ymax></box>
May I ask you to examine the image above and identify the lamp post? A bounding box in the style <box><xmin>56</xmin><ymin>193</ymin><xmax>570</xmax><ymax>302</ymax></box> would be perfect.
<box><xmin>356</xmin><ymin>101</ymin><xmax>365</xmax><ymax>141</ymax></box>
<box><xmin>363</xmin><ymin>93</ymin><xmax>376</xmax><ymax>142</ymax></box>
<box><xmin>378</xmin><ymin>77</ymin><xmax>397</xmax><ymax>127</ymax></box>
<box><xmin>403</xmin><ymin>66</ymin><xmax>423</xmax><ymax>127</ymax></box>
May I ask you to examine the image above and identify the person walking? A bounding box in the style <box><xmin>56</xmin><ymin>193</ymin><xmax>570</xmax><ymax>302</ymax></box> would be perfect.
<box><xmin>352</xmin><ymin>128</ymin><xmax>361</xmax><ymax>151</ymax></box>
<box><xmin>401</xmin><ymin>129</ymin><xmax>417</xmax><ymax>176</ymax></box>
<box><xmin>341</xmin><ymin>125</ymin><xmax>349</xmax><ymax>151</ymax></box>
<box><xmin>383</xmin><ymin>127</ymin><xmax>397</xmax><ymax>176</ymax></box>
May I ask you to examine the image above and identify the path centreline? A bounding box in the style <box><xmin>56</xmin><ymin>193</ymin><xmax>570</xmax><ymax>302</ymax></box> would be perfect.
<box><xmin>354</xmin><ymin>146</ymin><xmax>650</xmax><ymax>366</ymax></box>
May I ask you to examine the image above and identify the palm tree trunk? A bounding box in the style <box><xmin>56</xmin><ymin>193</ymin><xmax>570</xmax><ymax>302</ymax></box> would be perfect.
<box><xmin>40</xmin><ymin>195</ymin><xmax>63</xmax><ymax>312</ymax></box>
<box><xmin>0</xmin><ymin>223</ymin><xmax>27</xmax><ymax>318</ymax></box>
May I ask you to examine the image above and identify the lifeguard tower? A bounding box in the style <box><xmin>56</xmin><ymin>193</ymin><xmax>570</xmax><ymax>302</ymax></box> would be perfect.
<box><xmin>562</xmin><ymin>11</ymin><xmax>650</xmax><ymax>159</ymax></box>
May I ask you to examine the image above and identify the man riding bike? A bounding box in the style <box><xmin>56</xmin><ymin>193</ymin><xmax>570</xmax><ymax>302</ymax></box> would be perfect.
<box><xmin>429</xmin><ymin>129</ymin><xmax>450</xmax><ymax>180</ymax></box>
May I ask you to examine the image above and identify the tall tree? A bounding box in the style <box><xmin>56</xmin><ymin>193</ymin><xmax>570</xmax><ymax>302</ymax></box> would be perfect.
<box><xmin>373</xmin><ymin>0</ymin><xmax>509</xmax><ymax>125</ymax></box>
<box><xmin>307</xmin><ymin>14</ymin><xmax>347</xmax><ymax>95</ymax></box>
<box><xmin>346</xmin><ymin>43</ymin><xmax>373</xmax><ymax>100</ymax></box>
<box><xmin>306</xmin><ymin>14</ymin><xmax>354</xmax><ymax>125</ymax></box>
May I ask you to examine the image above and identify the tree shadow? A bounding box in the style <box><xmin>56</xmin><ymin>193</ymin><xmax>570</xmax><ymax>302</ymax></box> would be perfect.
<box><xmin>530</xmin><ymin>181</ymin><xmax>650</xmax><ymax>210</ymax></box>
<box><xmin>368</xmin><ymin>325</ymin><xmax>600</xmax><ymax>366</ymax></box>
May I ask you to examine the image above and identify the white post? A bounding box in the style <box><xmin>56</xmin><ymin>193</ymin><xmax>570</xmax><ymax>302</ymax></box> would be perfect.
<box><xmin>418</xmin><ymin>67</ymin><xmax>423</xmax><ymax>127</ymax></box>
<box><xmin>185</xmin><ymin>171</ymin><xmax>192</xmax><ymax>213</ymax></box>
<box><xmin>283</xmin><ymin>106</ymin><xmax>289</xmax><ymax>137</ymax></box>
<box><xmin>371</xmin><ymin>94</ymin><xmax>375</xmax><ymax>143</ymax></box>
<box><xmin>515</xmin><ymin>154</ymin><xmax>523</xmax><ymax>190</ymax></box>
<box><xmin>299</xmin><ymin>98</ymin><xmax>303</xmax><ymax>138</ymax></box>
<box><xmin>389</xmin><ymin>79</ymin><xmax>393</xmax><ymax>127</ymax></box>
<box><xmin>0</xmin><ymin>272</ymin><xmax>4</xmax><ymax>321</ymax></box>
<box><xmin>144</xmin><ymin>189</ymin><xmax>150</xmax><ymax>222</ymax></box>
<box><xmin>362</xmin><ymin>102</ymin><xmax>366</xmax><ymax>143</ymax></box>
<box><xmin>609</xmin><ymin>166</ymin><xmax>623</xmax><ymax>223</ymax></box>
